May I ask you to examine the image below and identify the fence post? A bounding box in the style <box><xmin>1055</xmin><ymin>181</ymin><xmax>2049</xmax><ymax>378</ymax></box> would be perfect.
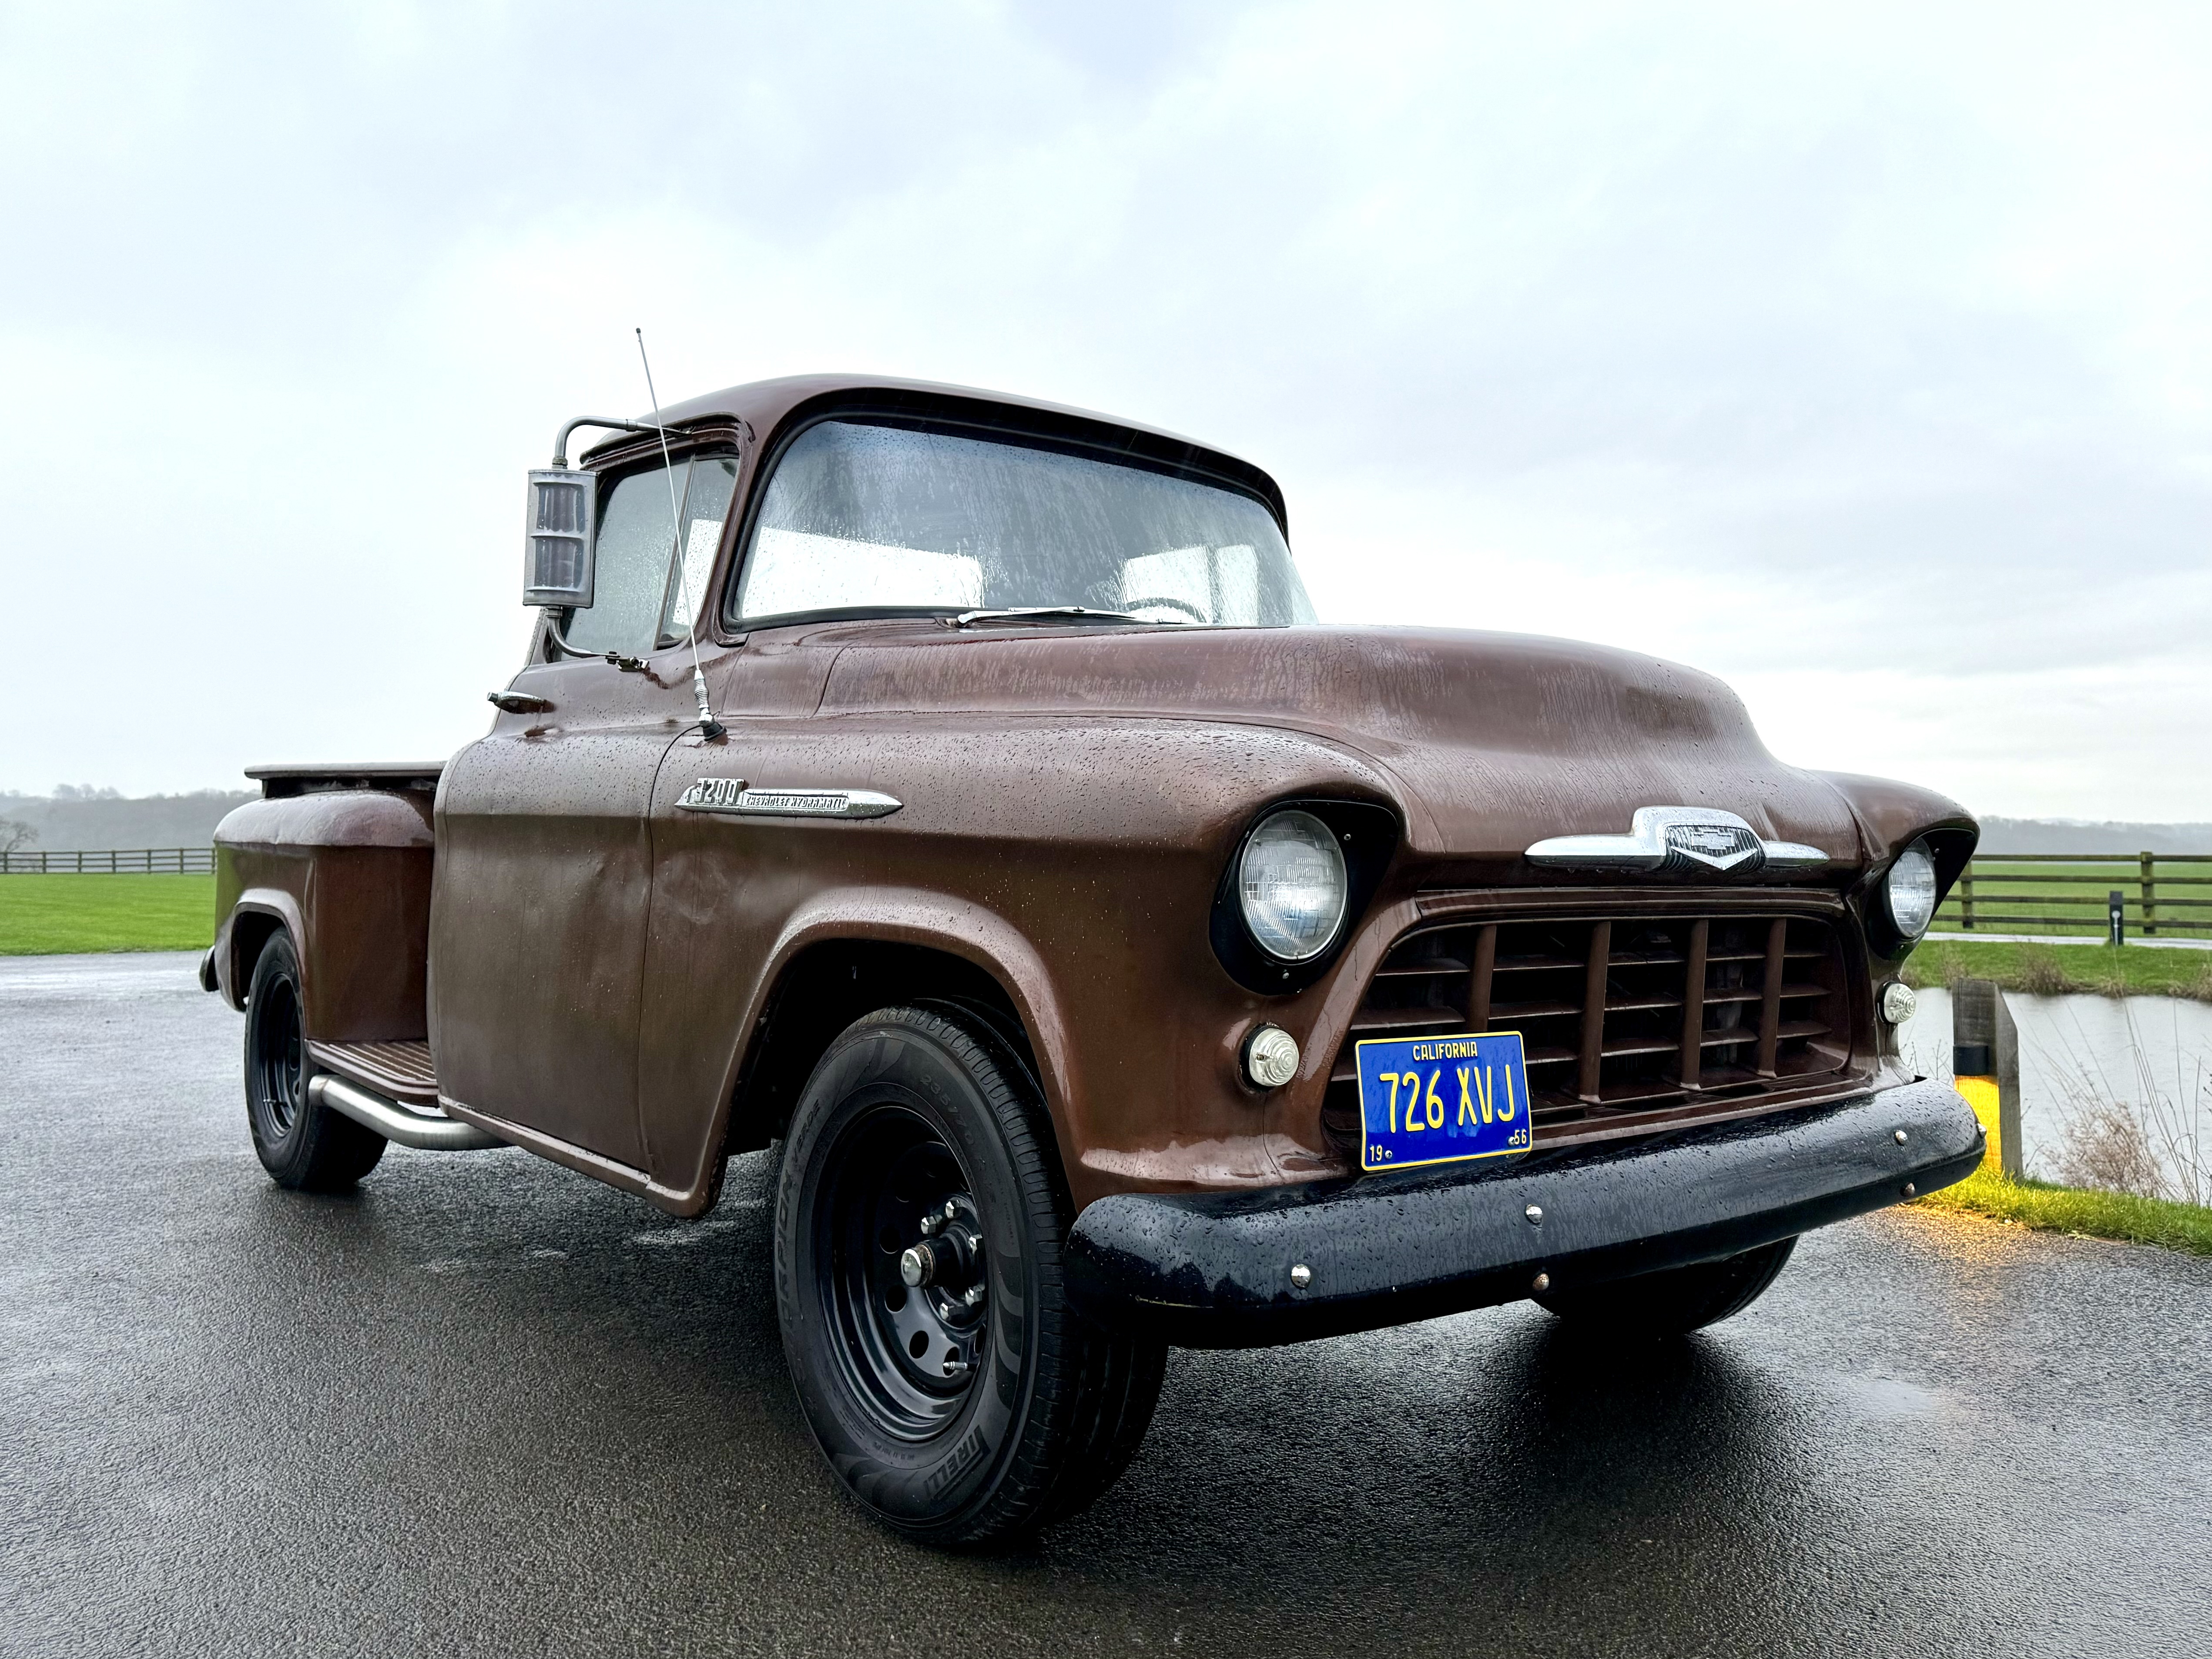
<box><xmin>1960</xmin><ymin>866</ymin><xmax>1975</xmax><ymax>931</ymax></box>
<box><xmin>2140</xmin><ymin>851</ymin><xmax>2157</xmax><ymax>936</ymax></box>
<box><xmin>1952</xmin><ymin>979</ymin><xmax>2023</xmax><ymax>1178</ymax></box>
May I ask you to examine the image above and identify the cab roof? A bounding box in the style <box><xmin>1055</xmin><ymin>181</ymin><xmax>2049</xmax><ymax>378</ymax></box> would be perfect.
<box><xmin>576</xmin><ymin>373</ymin><xmax>1290</xmax><ymax>535</ymax></box>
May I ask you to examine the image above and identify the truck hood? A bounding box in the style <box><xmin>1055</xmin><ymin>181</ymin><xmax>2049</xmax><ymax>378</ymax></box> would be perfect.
<box><xmin>812</xmin><ymin>623</ymin><xmax>1892</xmax><ymax>868</ymax></box>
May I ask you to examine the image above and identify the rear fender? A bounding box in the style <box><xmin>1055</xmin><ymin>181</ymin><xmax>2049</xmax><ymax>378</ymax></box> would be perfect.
<box><xmin>212</xmin><ymin>790</ymin><xmax>435</xmax><ymax>1040</ymax></box>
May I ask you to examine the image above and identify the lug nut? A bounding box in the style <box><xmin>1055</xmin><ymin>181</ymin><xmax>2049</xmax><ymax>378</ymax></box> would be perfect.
<box><xmin>1289</xmin><ymin>1263</ymin><xmax>1312</xmax><ymax>1290</ymax></box>
<box><xmin>1525</xmin><ymin>1204</ymin><xmax>1543</xmax><ymax>1226</ymax></box>
<box><xmin>1531</xmin><ymin>1272</ymin><xmax>1551</xmax><ymax>1294</ymax></box>
<box><xmin>900</xmin><ymin>1234</ymin><xmax>967</xmax><ymax>1288</ymax></box>
<box><xmin>962</xmin><ymin>1282</ymin><xmax>985</xmax><ymax>1307</ymax></box>
<box><xmin>1903</xmin><ymin>1182</ymin><xmax>1917</xmax><ymax>1198</ymax></box>
<box><xmin>1895</xmin><ymin>1129</ymin><xmax>1909</xmax><ymax>1145</ymax></box>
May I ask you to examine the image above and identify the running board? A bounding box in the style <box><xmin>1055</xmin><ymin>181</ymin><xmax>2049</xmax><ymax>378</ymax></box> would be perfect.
<box><xmin>308</xmin><ymin>1073</ymin><xmax>506</xmax><ymax>1152</ymax></box>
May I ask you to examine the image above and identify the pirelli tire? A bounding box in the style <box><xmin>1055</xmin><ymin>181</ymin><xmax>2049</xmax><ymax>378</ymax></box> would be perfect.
<box><xmin>774</xmin><ymin>1005</ymin><xmax>1166</xmax><ymax>1547</ymax></box>
<box><xmin>1533</xmin><ymin>1235</ymin><xmax>1798</xmax><ymax>1337</ymax></box>
<box><xmin>242</xmin><ymin>932</ymin><xmax>386</xmax><ymax>1191</ymax></box>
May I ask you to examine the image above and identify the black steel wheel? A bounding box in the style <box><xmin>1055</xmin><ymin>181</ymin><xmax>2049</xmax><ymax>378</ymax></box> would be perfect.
<box><xmin>1534</xmin><ymin>1236</ymin><xmax>1797</xmax><ymax>1337</ymax></box>
<box><xmin>244</xmin><ymin>932</ymin><xmax>385</xmax><ymax>1191</ymax></box>
<box><xmin>807</xmin><ymin>1098</ymin><xmax>993</xmax><ymax>1438</ymax></box>
<box><xmin>775</xmin><ymin>1005</ymin><xmax>1166</xmax><ymax>1546</ymax></box>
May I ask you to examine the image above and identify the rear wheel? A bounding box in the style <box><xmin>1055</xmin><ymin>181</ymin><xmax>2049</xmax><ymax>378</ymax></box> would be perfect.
<box><xmin>1534</xmin><ymin>1237</ymin><xmax>1796</xmax><ymax>1337</ymax></box>
<box><xmin>774</xmin><ymin>1005</ymin><xmax>1165</xmax><ymax>1546</ymax></box>
<box><xmin>244</xmin><ymin>932</ymin><xmax>385</xmax><ymax>1191</ymax></box>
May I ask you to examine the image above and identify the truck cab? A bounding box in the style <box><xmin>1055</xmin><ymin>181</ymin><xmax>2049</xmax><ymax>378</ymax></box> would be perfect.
<box><xmin>207</xmin><ymin>374</ymin><xmax>1983</xmax><ymax>1545</ymax></box>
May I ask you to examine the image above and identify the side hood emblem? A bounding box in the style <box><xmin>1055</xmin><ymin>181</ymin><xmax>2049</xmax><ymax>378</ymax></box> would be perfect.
<box><xmin>1525</xmin><ymin>807</ymin><xmax>1827</xmax><ymax>876</ymax></box>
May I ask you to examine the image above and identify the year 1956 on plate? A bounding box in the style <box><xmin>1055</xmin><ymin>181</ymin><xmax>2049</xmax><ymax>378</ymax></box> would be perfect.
<box><xmin>1354</xmin><ymin>1031</ymin><xmax>1532</xmax><ymax>1173</ymax></box>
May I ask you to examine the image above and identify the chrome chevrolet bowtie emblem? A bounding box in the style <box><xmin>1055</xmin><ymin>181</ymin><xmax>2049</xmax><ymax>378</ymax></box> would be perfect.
<box><xmin>1525</xmin><ymin>807</ymin><xmax>1826</xmax><ymax>876</ymax></box>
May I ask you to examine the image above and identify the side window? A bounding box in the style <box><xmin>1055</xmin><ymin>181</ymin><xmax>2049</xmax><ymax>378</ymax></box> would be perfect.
<box><xmin>562</xmin><ymin>455</ymin><xmax>738</xmax><ymax>656</ymax></box>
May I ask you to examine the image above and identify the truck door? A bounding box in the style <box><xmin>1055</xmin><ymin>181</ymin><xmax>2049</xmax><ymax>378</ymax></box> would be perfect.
<box><xmin>429</xmin><ymin>450</ymin><xmax>738</xmax><ymax>1173</ymax></box>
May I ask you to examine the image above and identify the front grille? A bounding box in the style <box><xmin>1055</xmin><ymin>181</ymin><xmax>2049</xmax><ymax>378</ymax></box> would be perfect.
<box><xmin>1322</xmin><ymin>911</ymin><xmax>1856</xmax><ymax>1153</ymax></box>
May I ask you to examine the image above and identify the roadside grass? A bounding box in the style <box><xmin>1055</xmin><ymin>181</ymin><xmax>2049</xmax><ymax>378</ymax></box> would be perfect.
<box><xmin>0</xmin><ymin>875</ymin><xmax>216</xmax><ymax>955</ymax></box>
<box><xmin>1918</xmin><ymin>1164</ymin><xmax>2212</xmax><ymax>1258</ymax></box>
<box><xmin>1904</xmin><ymin>939</ymin><xmax>2212</xmax><ymax>1002</ymax></box>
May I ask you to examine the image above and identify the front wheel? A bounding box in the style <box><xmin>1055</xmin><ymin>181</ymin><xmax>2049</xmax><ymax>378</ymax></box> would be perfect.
<box><xmin>244</xmin><ymin>932</ymin><xmax>385</xmax><ymax>1191</ymax></box>
<box><xmin>774</xmin><ymin>1006</ymin><xmax>1166</xmax><ymax>1546</ymax></box>
<box><xmin>1533</xmin><ymin>1236</ymin><xmax>1797</xmax><ymax>1337</ymax></box>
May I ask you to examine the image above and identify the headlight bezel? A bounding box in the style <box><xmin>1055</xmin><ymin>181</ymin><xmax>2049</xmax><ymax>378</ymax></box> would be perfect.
<box><xmin>1209</xmin><ymin>798</ymin><xmax>1399</xmax><ymax>995</ymax></box>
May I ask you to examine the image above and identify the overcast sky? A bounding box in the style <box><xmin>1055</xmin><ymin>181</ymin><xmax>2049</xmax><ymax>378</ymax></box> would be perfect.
<box><xmin>3</xmin><ymin>2</ymin><xmax>2206</xmax><ymax>818</ymax></box>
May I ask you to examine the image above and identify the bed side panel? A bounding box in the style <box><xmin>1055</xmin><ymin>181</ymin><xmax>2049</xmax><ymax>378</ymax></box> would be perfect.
<box><xmin>213</xmin><ymin>791</ymin><xmax>435</xmax><ymax>1041</ymax></box>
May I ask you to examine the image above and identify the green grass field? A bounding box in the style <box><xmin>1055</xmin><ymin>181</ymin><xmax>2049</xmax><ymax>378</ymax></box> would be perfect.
<box><xmin>1918</xmin><ymin>1165</ymin><xmax>2212</xmax><ymax>1257</ymax></box>
<box><xmin>0</xmin><ymin>875</ymin><xmax>217</xmax><ymax>955</ymax></box>
<box><xmin>1934</xmin><ymin>858</ymin><xmax>2212</xmax><ymax>940</ymax></box>
<box><xmin>1904</xmin><ymin>937</ymin><xmax>2212</xmax><ymax>1001</ymax></box>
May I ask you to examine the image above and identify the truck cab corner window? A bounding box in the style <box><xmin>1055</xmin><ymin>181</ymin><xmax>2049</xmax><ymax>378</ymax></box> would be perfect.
<box><xmin>560</xmin><ymin>454</ymin><xmax>737</xmax><ymax>658</ymax></box>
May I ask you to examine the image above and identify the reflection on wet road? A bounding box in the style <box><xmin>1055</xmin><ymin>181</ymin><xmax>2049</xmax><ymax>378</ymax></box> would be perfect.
<box><xmin>6</xmin><ymin>955</ymin><xmax>2210</xmax><ymax>1657</ymax></box>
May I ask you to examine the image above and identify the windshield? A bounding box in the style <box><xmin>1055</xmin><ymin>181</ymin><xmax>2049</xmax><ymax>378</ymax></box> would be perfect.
<box><xmin>729</xmin><ymin>420</ymin><xmax>1317</xmax><ymax>627</ymax></box>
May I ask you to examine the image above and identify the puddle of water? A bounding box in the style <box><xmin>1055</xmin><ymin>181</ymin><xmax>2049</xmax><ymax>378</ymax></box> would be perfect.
<box><xmin>1900</xmin><ymin>987</ymin><xmax>2212</xmax><ymax>1197</ymax></box>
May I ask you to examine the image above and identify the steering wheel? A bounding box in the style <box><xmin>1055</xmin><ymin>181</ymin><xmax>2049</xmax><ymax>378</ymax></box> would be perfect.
<box><xmin>1119</xmin><ymin>595</ymin><xmax>1208</xmax><ymax>623</ymax></box>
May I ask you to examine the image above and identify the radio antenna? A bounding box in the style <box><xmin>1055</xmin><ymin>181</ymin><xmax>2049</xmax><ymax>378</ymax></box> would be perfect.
<box><xmin>637</xmin><ymin>326</ymin><xmax>724</xmax><ymax>740</ymax></box>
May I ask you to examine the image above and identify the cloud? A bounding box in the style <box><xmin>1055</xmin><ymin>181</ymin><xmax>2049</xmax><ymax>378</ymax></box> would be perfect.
<box><xmin>0</xmin><ymin>1</ymin><xmax>2205</xmax><ymax>814</ymax></box>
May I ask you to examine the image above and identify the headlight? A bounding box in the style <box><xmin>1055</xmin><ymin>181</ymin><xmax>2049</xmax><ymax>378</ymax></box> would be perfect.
<box><xmin>1238</xmin><ymin>809</ymin><xmax>1348</xmax><ymax>962</ymax></box>
<box><xmin>1884</xmin><ymin>839</ymin><xmax>1939</xmax><ymax>940</ymax></box>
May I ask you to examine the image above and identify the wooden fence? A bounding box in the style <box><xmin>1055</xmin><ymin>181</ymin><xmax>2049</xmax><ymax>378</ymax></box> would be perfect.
<box><xmin>1</xmin><ymin>848</ymin><xmax>215</xmax><ymax>874</ymax></box>
<box><xmin>1936</xmin><ymin>851</ymin><xmax>2212</xmax><ymax>939</ymax></box>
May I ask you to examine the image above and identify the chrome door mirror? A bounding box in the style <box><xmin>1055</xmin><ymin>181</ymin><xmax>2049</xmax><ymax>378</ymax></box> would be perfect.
<box><xmin>522</xmin><ymin>468</ymin><xmax>598</xmax><ymax>608</ymax></box>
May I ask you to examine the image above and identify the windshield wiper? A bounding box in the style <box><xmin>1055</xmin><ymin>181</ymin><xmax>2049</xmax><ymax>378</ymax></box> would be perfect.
<box><xmin>944</xmin><ymin>606</ymin><xmax>1176</xmax><ymax>629</ymax></box>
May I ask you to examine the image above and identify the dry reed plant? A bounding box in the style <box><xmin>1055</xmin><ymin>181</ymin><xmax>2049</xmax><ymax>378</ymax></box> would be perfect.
<box><xmin>2041</xmin><ymin>1003</ymin><xmax>2211</xmax><ymax>1206</ymax></box>
<box><xmin>2014</xmin><ymin>945</ymin><xmax>2070</xmax><ymax>997</ymax></box>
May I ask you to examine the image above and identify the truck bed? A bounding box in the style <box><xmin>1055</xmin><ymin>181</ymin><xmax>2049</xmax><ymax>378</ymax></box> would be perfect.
<box><xmin>245</xmin><ymin>762</ymin><xmax>445</xmax><ymax>799</ymax></box>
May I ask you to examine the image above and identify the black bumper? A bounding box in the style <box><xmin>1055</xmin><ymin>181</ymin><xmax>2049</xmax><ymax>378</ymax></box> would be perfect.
<box><xmin>1065</xmin><ymin>1078</ymin><xmax>1982</xmax><ymax>1348</ymax></box>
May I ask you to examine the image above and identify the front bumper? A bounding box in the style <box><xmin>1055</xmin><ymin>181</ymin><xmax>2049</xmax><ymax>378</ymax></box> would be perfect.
<box><xmin>1065</xmin><ymin>1077</ymin><xmax>1981</xmax><ymax>1347</ymax></box>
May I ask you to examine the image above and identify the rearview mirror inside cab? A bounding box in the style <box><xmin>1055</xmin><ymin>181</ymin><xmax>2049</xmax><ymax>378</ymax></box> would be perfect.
<box><xmin>522</xmin><ymin>469</ymin><xmax>597</xmax><ymax>609</ymax></box>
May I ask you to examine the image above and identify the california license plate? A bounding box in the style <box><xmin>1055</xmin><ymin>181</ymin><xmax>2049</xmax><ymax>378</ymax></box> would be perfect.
<box><xmin>1354</xmin><ymin>1032</ymin><xmax>1533</xmax><ymax>1174</ymax></box>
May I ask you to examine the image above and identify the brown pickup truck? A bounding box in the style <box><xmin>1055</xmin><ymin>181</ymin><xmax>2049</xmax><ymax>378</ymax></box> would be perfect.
<box><xmin>205</xmin><ymin>374</ymin><xmax>1982</xmax><ymax>1545</ymax></box>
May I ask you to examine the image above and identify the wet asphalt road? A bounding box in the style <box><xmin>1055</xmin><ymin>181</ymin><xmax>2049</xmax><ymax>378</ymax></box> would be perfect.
<box><xmin>5</xmin><ymin>955</ymin><xmax>2211</xmax><ymax>1659</ymax></box>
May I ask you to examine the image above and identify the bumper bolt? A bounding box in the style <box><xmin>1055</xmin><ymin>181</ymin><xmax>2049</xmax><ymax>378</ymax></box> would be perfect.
<box><xmin>1531</xmin><ymin>1271</ymin><xmax>1551</xmax><ymax>1294</ymax></box>
<box><xmin>1894</xmin><ymin>1129</ymin><xmax>1909</xmax><ymax>1145</ymax></box>
<box><xmin>1525</xmin><ymin>1204</ymin><xmax>1543</xmax><ymax>1225</ymax></box>
<box><xmin>1289</xmin><ymin>1263</ymin><xmax>1312</xmax><ymax>1290</ymax></box>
